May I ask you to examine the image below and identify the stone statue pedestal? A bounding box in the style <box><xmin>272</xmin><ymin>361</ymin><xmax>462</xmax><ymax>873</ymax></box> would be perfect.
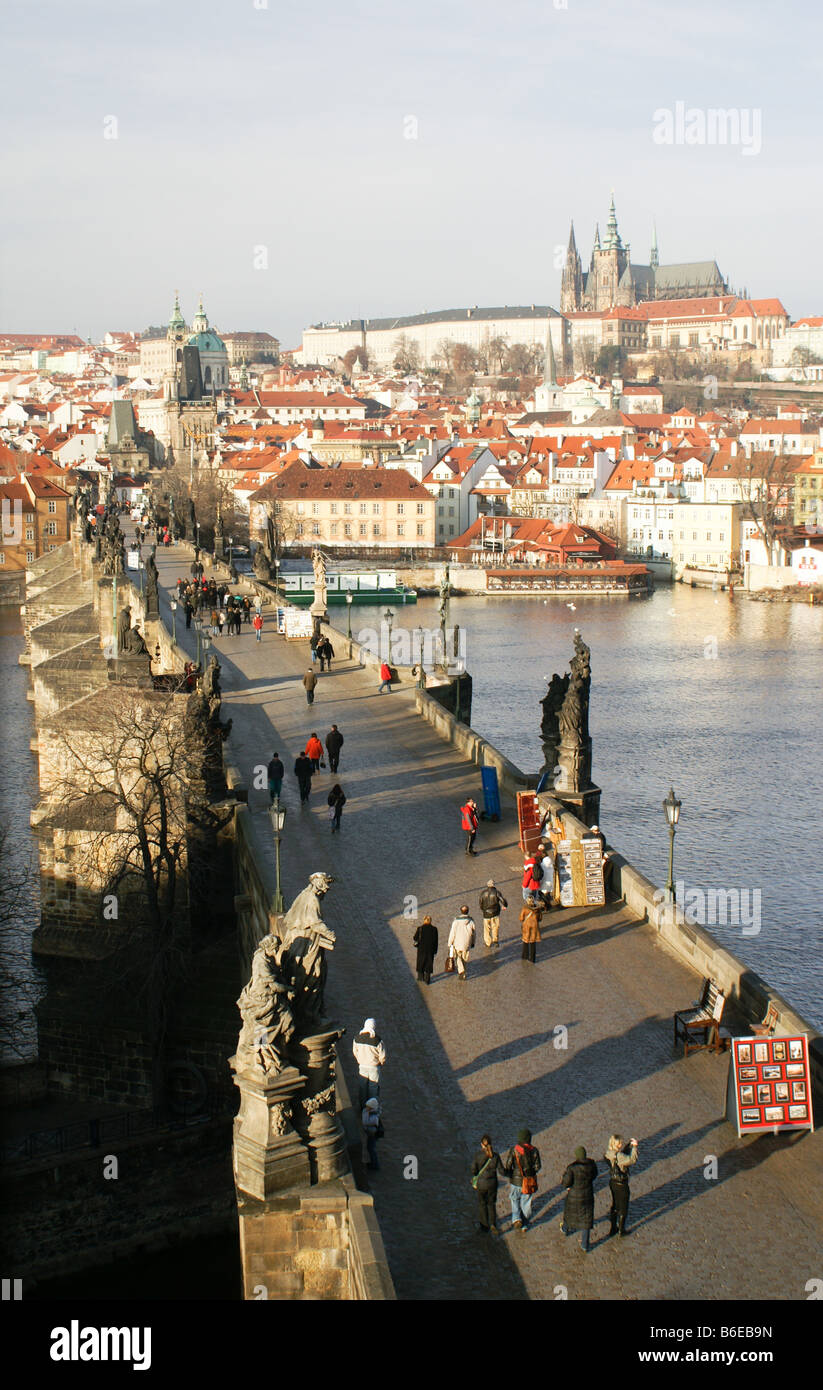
<box><xmin>291</xmin><ymin>1028</ymin><xmax>348</xmax><ymax>1184</ymax></box>
<box><xmin>309</xmin><ymin>597</ymin><xmax>327</xmax><ymax>621</ymax></box>
<box><xmin>554</xmin><ymin>736</ymin><xmax>600</xmax><ymax>826</ymax></box>
<box><xmin>231</xmin><ymin>1064</ymin><xmax>311</xmax><ymax>1199</ymax></box>
<box><xmin>106</xmin><ymin>655</ymin><xmax>153</xmax><ymax>687</ymax></box>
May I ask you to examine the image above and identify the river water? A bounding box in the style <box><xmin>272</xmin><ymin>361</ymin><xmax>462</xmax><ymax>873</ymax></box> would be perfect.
<box><xmin>0</xmin><ymin>608</ymin><xmax>41</xmax><ymax>1064</ymax></box>
<box><xmin>350</xmin><ymin>587</ymin><xmax>823</xmax><ymax>1028</ymax></box>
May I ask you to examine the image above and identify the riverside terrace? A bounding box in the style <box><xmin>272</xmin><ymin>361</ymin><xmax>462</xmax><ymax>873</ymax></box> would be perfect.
<box><xmin>114</xmin><ymin>534</ymin><xmax>823</xmax><ymax>1298</ymax></box>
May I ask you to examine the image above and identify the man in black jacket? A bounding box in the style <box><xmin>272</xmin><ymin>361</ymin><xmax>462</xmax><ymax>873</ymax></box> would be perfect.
<box><xmin>479</xmin><ymin>879</ymin><xmax>508</xmax><ymax>949</ymax></box>
<box><xmin>325</xmin><ymin>724</ymin><xmax>344</xmax><ymax>773</ymax></box>
<box><xmin>294</xmin><ymin>751</ymin><xmax>313</xmax><ymax>804</ymax></box>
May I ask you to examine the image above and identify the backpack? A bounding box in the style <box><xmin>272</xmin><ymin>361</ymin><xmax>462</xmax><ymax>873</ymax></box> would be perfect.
<box><xmin>523</xmin><ymin>857</ymin><xmax>543</xmax><ymax>887</ymax></box>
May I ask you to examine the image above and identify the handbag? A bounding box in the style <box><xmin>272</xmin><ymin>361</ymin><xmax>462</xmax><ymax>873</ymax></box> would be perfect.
<box><xmin>516</xmin><ymin>1148</ymin><xmax>538</xmax><ymax>1196</ymax></box>
<box><xmin>445</xmin><ymin>955</ymin><xmax>455</xmax><ymax>974</ymax></box>
<box><xmin>471</xmin><ymin>1155</ymin><xmax>493</xmax><ymax>1189</ymax></box>
<box><xmin>328</xmin><ymin>804</ymin><xmax>336</xmax><ymax>821</ymax></box>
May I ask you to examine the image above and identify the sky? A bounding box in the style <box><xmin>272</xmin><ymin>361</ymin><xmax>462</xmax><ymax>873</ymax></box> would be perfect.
<box><xmin>1</xmin><ymin>0</ymin><xmax>821</xmax><ymax>347</ymax></box>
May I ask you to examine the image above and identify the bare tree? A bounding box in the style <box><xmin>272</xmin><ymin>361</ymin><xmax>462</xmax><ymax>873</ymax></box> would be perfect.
<box><xmin>45</xmin><ymin>688</ymin><xmax>232</xmax><ymax>1101</ymax></box>
<box><xmin>392</xmin><ymin>335</ymin><xmax>421</xmax><ymax>374</ymax></box>
<box><xmin>735</xmin><ymin>452</ymin><xmax>797</xmax><ymax>563</ymax></box>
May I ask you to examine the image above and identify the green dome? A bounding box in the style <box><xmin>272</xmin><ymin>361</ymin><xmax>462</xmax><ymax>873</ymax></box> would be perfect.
<box><xmin>188</xmin><ymin>329</ymin><xmax>226</xmax><ymax>353</ymax></box>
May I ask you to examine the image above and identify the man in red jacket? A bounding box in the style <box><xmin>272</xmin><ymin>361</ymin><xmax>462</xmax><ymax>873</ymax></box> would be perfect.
<box><xmin>461</xmin><ymin>799</ymin><xmax>479</xmax><ymax>856</ymax></box>
<box><xmin>305</xmin><ymin>733</ymin><xmax>323</xmax><ymax>772</ymax></box>
<box><xmin>378</xmin><ymin>661</ymin><xmax>392</xmax><ymax>694</ymax></box>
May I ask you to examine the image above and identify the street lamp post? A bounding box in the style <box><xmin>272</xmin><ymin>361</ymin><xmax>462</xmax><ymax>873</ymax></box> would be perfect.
<box><xmin>384</xmin><ymin>607</ymin><xmax>394</xmax><ymax>665</ymax></box>
<box><xmin>663</xmin><ymin>786</ymin><xmax>682</xmax><ymax>900</ymax></box>
<box><xmin>169</xmin><ymin>599</ymin><xmax>177</xmax><ymax>645</ymax></box>
<box><xmin>345</xmin><ymin>589</ymin><xmax>353</xmax><ymax>657</ymax></box>
<box><xmin>271</xmin><ymin>796</ymin><xmax>287</xmax><ymax>914</ymax></box>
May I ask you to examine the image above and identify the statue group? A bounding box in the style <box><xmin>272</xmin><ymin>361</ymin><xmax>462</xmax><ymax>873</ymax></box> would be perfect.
<box><xmin>234</xmin><ymin>873</ymin><xmax>336</xmax><ymax>1078</ymax></box>
<box><xmin>541</xmin><ymin>630</ymin><xmax>593</xmax><ymax>789</ymax></box>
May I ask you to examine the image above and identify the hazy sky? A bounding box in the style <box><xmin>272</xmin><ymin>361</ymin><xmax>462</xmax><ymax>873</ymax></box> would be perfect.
<box><xmin>2</xmin><ymin>0</ymin><xmax>820</xmax><ymax>346</ymax></box>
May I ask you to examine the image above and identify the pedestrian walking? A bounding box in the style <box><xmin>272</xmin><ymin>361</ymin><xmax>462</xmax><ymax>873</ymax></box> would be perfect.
<box><xmin>305</xmin><ymin>733</ymin><xmax>323</xmax><ymax>772</ymax></box>
<box><xmin>317</xmin><ymin>636</ymin><xmax>334</xmax><ymax>671</ymax></box>
<box><xmin>310</xmin><ymin>632</ymin><xmax>320</xmax><ymax>665</ymax></box>
<box><xmin>519</xmin><ymin>898</ymin><xmax>543</xmax><ymax>964</ymax></box>
<box><xmin>294</xmin><ymin>751</ymin><xmax>313</xmax><ymax>803</ymax></box>
<box><xmin>352</xmin><ymin>1019</ymin><xmax>386</xmax><ymax>1108</ymax></box>
<box><xmin>461</xmin><ymin>798</ymin><xmax>479</xmax><ymax>856</ymax></box>
<box><xmin>604</xmin><ymin>1134</ymin><xmax>638</xmax><ymax>1238</ymax></box>
<box><xmin>503</xmin><ymin>1128</ymin><xmax>541</xmax><ymax>1234</ymax></box>
<box><xmin>302</xmin><ymin>668</ymin><xmax>317</xmax><ymax>705</ymax></box>
<box><xmin>479</xmin><ymin>879</ymin><xmax>508</xmax><ymax>948</ymax></box>
<box><xmin>560</xmin><ymin>1146</ymin><xmax>600</xmax><ymax>1252</ymax></box>
<box><xmin>267</xmin><ymin>752</ymin><xmax>284</xmax><ymax>805</ymax></box>
<box><xmin>242</xmin><ymin>596</ymin><xmax>251</xmax><ymax>625</ymax></box>
<box><xmin>253</xmin><ymin>611</ymin><xmax>263</xmax><ymax>642</ymax></box>
<box><xmin>447</xmin><ymin>905</ymin><xmax>476</xmax><ymax>981</ymax></box>
<box><xmin>210</xmin><ymin>607</ymin><xmax>220</xmax><ymax>637</ymax></box>
<box><xmin>378</xmin><ymin>660</ymin><xmax>392</xmax><ymax>693</ymax></box>
<box><xmin>361</xmin><ymin>1097</ymin><xmax>383</xmax><ymax>1171</ymax></box>
<box><xmin>413</xmin><ymin>915</ymin><xmax>438</xmax><ymax>984</ymax></box>
<box><xmin>184</xmin><ymin>600</ymin><xmax>192</xmax><ymax>630</ymax></box>
<box><xmin>522</xmin><ymin>849</ymin><xmax>545</xmax><ymax>905</ymax></box>
<box><xmin>218</xmin><ymin>608</ymin><xmax>226</xmax><ymax>636</ymax></box>
<box><xmin>325</xmin><ymin>724</ymin><xmax>344</xmax><ymax>773</ymax></box>
<box><xmin>327</xmin><ymin>783</ymin><xmax>346</xmax><ymax>832</ymax></box>
<box><xmin>471</xmin><ymin>1135</ymin><xmax>506</xmax><ymax>1236</ymax></box>
<box><xmin>537</xmin><ymin>839</ymin><xmax>555</xmax><ymax>909</ymax></box>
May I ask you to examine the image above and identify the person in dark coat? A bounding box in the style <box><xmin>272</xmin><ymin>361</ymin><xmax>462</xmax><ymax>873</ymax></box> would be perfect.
<box><xmin>317</xmin><ymin>636</ymin><xmax>334</xmax><ymax>671</ymax></box>
<box><xmin>413</xmin><ymin>915</ymin><xmax>438</xmax><ymax>984</ymax></box>
<box><xmin>267</xmin><ymin>753</ymin><xmax>284</xmax><ymax>805</ymax></box>
<box><xmin>470</xmin><ymin>1135</ymin><xmax>506</xmax><ymax>1236</ymax></box>
<box><xmin>325</xmin><ymin>724</ymin><xmax>344</xmax><ymax>773</ymax></box>
<box><xmin>327</xmin><ymin>784</ymin><xmax>346</xmax><ymax>832</ymax></box>
<box><xmin>560</xmin><ymin>1146</ymin><xmax>600</xmax><ymax>1251</ymax></box>
<box><xmin>294</xmin><ymin>751</ymin><xmax>313</xmax><ymax>803</ymax></box>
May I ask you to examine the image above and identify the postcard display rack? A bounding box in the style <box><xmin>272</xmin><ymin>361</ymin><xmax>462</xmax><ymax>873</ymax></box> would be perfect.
<box><xmin>555</xmin><ymin>840</ymin><xmax>605</xmax><ymax>908</ymax></box>
<box><xmin>726</xmin><ymin>1035</ymin><xmax>814</xmax><ymax>1136</ymax></box>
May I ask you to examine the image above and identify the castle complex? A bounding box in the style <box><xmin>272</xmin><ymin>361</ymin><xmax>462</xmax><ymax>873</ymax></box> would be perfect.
<box><xmin>560</xmin><ymin>195</ymin><xmax>729</xmax><ymax>313</ymax></box>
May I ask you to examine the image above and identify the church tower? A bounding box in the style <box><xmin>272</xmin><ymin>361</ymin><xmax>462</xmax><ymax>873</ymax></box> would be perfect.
<box><xmin>560</xmin><ymin>221</ymin><xmax>584</xmax><ymax>313</ymax></box>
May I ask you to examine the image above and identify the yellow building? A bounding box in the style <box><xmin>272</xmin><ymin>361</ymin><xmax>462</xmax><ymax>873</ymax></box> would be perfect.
<box><xmin>250</xmin><ymin>461</ymin><xmax>436</xmax><ymax>553</ymax></box>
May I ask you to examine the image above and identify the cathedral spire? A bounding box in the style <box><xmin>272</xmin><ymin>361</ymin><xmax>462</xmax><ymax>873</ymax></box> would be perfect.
<box><xmin>593</xmin><ymin>221</ymin><xmax>601</xmax><ymax>251</ymax></box>
<box><xmin>650</xmin><ymin>221</ymin><xmax>659</xmax><ymax>270</ymax></box>
<box><xmin>543</xmin><ymin>316</ymin><xmax>558</xmax><ymax>388</ymax></box>
<box><xmin>605</xmin><ymin>191</ymin><xmax>622</xmax><ymax>249</ymax></box>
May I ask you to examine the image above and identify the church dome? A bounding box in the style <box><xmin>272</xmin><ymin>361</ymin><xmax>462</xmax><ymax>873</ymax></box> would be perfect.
<box><xmin>188</xmin><ymin>329</ymin><xmax>226</xmax><ymax>353</ymax></box>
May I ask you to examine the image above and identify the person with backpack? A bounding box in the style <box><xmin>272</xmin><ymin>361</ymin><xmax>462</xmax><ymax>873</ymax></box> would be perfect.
<box><xmin>461</xmin><ymin>798</ymin><xmax>479</xmax><ymax>856</ymax></box>
<box><xmin>560</xmin><ymin>1145</ymin><xmax>600</xmax><ymax>1251</ymax></box>
<box><xmin>361</xmin><ymin>1097</ymin><xmax>383</xmax><ymax>1171</ymax></box>
<box><xmin>503</xmin><ymin>1128</ymin><xmax>542</xmax><ymax>1234</ymax></box>
<box><xmin>327</xmin><ymin>783</ymin><xmax>346</xmax><ymax>833</ymax></box>
<box><xmin>604</xmin><ymin>1134</ymin><xmax>639</xmax><ymax>1238</ymax></box>
<box><xmin>522</xmin><ymin>848</ymin><xmax>545</xmax><ymax>905</ymax></box>
<box><xmin>479</xmin><ymin>879</ymin><xmax>508</xmax><ymax>948</ymax></box>
<box><xmin>470</xmin><ymin>1135</ymin><xmax>506</xmax><ymax>1236</ymax></box>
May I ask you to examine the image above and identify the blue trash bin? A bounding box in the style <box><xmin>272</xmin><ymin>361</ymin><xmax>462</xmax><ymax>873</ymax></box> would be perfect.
<box><xmin>481</xmin><ymin>767</ymin><xmax>501</xmax><ymax>821</ymax></box>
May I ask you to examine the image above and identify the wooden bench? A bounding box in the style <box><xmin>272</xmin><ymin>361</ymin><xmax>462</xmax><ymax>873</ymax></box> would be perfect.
<box><xmin>674</xmin><ymin>978</ymin><xmax>729</xmax><ymax>1057</ymax></box>
<box><xmin>751</xmin><ymin>1002</ymin><xmax>779</xmax><ymax>1037</ymax></box>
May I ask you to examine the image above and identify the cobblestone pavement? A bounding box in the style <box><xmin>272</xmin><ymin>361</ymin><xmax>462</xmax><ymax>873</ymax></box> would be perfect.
<box><xmin>155</xmin><ymin>547</ymin><xmax>823</xmax><ymax>1301</ymax></box>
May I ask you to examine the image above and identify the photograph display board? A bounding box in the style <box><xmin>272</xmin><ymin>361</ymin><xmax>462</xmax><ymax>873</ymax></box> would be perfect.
<box><xmin>579</xmin><ymin>836</ymin><xmax>606</xmax><ymax>906</ymax></box>
<box><xmin>556</xmin><ymin>839</ymin><xmax>575</xmax><ymax>906</ymax></box>
<box><xmin>730</xmin><ymin>1035</ymin><xmax>814</xmax><ymax>1136</ymax></box>
<box><xmin>283</xmin><ymin>608</ymin><xmax>314</xmax><ymax>640</ymax></box>
<box><xmin>555</xmin><ymin>838</ymin><xmax>604</xmax><ymax>907</ymax></box>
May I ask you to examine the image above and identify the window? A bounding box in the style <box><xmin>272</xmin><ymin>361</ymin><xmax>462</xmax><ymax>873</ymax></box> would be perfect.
<box><xmin>48</xmin><ymin>499</ymin><xmax>56</xmax><ymax>513</ymax></box>
<box><xmin>360</xmin><ymin>502</ymin><xmax>367</xmax><ymax>514</ymax></box>
<box><xmin>706</xmin><ymin>532</ymin><xmax>712</xmax><ymax>541</ymax></box>
<box><xmin>416</xmin><ymin>502</ymin><xmax>424</xmax><ymax>514</ymax></box>
<box><xmin>372</xmin><ymin>523</ymin><xmax>380</xmax><ymax>536</ymax></box>
<box><xmin>397</xmin><ymin>523</ymin><xmax>405</xmax><ymax>537</ymax></box>
<box><xmin>417</xmin><ymin>523</ymin><xmax>424</xmax><ymax>536</ymax></box>
<box><xmin>719</xmin><ymin>532</ymin><xmax>725</xmax><ymax>541</ymax></box>
<box><xmin>25</xmin><ymin>513</ymin><xmax>33</xmax><ymax>524</ymax></box>
<box><xmin>330</xmin><ymin>502</ymin><xmax>338</xmax><ymax>514</ymax></box>
<box><xmin>372</xmin><ymin>503</ymin><xmax>381</xmax><ymax>515</ymax></box>
<box><xmin>297</xmin><ymin>501</ymin><xmax>305</xmax><ymax>514</ymax></box>
<box><xmin>0</xmin><ymin>552</ymin><xmax>4</xmax><ymax>564</ymax></box>
<box><xmin>359</xmin><ymin>523</ymin><xmax>367</xmax><ymax>536</ymax></box>
<box><xmin>26</xmin><ymin>550</ymin><xmax>34</xmax><ymax>562</ymax></box>
<box><xmin>25</xmin><ymin>528</ymin><xmax>34</xmax><ymax>541</ymax></box>
<box><xmin>46</xmin><ymin>522</ymin><xmax>57</xmax><ymax>536</ymax></box>
<box><xmin>449</xmin><ymin>489</ymin><xmax>456</xmax><ymax>500</ymax></box>
<box><xmin>344</xmin><ymin>523</ymin><xmax>352</xmax><ymax>537</ymax></box>
<box><xmin>312</xmin><ymin>502</ymin><xmax>319</xmax><ymax>515</ymax></box>
<box><xmin>448</xmin><ymin>525</ymin><xmax>455</xmax><ymax>535</ymax></box>
<box><xmin>330</xmin><ymin>522</ymin><xmax>338</xmax><ymax>536</ymax></box>
<box><xmin>670</xmin><ymin>334</ymin><xmax>680</xmax><ymax>347</ymax></box>
<box><xmin>312</xmin><ymin>523</ymin><xmax>320</xmax><ymax>536</ymax></box>
<box><xmin>448</xmin><ymin>506</ymin><xmax>454</xmax><ymax>517</ymax></box>
<box><xmin>396</xmin><ymin>502</ymin><xmax>405</xmax><ymax>515</ymax></box>
<box><xmin>344</xmin><ymin>503</ymin><xmax>352</xmax><ymax>515</ymax></box>
<box><xmin>296</xmin><ymin>522</ymin><xmax>304</xmax><ymax>536</ymax></box>
<box><xmin>689</xmin><ymin>333</ymin><xmax>699</xmax><ymax>347</ymax></box>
